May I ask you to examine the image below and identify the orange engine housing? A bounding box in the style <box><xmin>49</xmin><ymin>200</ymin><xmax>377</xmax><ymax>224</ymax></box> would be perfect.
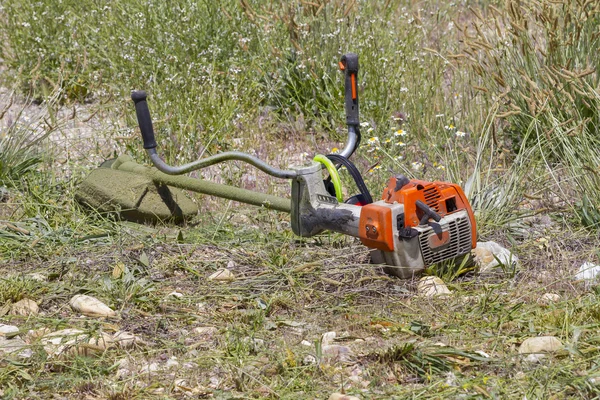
<box><xmin>359</xmin><ymin>176</ymin><xmax>477</xmax><ymax>253</ymax></box>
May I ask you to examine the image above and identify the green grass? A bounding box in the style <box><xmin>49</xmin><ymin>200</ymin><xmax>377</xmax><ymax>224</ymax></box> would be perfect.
<box><xmin>1</xmin><ymin>0</ymin><xmax>600</xmax><ymax>398</ymax></box>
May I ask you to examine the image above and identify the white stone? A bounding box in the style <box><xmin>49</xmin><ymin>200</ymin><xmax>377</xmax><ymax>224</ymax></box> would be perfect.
<box><xmin>475</xmin><ymin>350</ymin><xmax>490</xmax><ymax>358</ymax></box>
<box><xmin>113</xmin><ymin>331</ymin><xmax>137</xmax><ymax>349</ymax></box>
<box><xmin>417</xmin><ymin>276</ymin><xmax>451</xmax><ymax>297</ymax></box>
<box><xmin>575</xmin><ymin>262</ymin><xmax>600</xmax><ymax>281</ymax></box>
<box><xmin>322</xmin><ymin>344</ymin><xmax>354</xmax><ymax>364</ymax></box>
<box><xmin>26</xmin><ymin>272</ymin><xmax>47</xmax><ymax>282</ymax></box>
<box><xmin>303</xmin><ymin>354</ymin><xmax>317</xmax><ymax>365</ymax></box>
<box><xmin>472</xmin><ymin>241</ymin><xmax>519</xmax><ymax>273</ymax></box>
<box><xmin>524</xmin><ymin>353</ymin><xmax>546</xmax><ymax>363</ymax></box>
<box><xmin>301</xmin><ymin>340</ymin><xmax>312</xmax><ymax>346</ymax></box>
<box><xmin>322</xmin><ymin>331</ymin><xmax>336</xmax><ymax>347</ymax></box>
<box><xmin>0</xmin><ymin>336</ymin><xmax>28</xmax><ymax>355</ymax></box>
<box><xmin>193</xmin><ymin>326</ymin><xmax>218</xmax><ymax>336</ymax></box>
<box><xmin>0</xmin><ymin>324</ymin><xmax>19</xmax><ymax>337</ymax></box>
<box><xmin>538</xmin><ymin>293</ymin><xmax>561</xmax><ymax>305</ymax></box>
<box><xmin>11</xmin><ymin>299</ymin><xmax>39</xmax><ymax>316</ymax></box>
<box><xmin>165</xmin><ymin>357</ymin><xmax>179</xmax><ymax>369</ymax></box>
<box><xmin>329</xmin><ymin>394</ymin><xmax>360</xmax><ymax>400</ymax></box>
<box><xmin>518</xmin><ymin>336</ymin><xmax>563</xmax><ymax>354</ymax></box>
<box><xmin>69</xmin><ymin>294</ymin><xmax>116</xmax><ymax>317</ymax></box>
<box><xmin>167</xmin><ymin>291</ymin><xmax>184</xmax><ymax>298</ymax></box>
<box><xmin>140</xmin><ymin>362</ymin><xmax>161</xmax><ymax>374</ymax></box>
<box><xmin>207</xmin><ymin>268</ymin><xmax>235</xmax><ymax>282</ymax></box>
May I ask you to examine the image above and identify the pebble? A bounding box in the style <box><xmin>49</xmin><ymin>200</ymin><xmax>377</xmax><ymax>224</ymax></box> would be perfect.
<box><xmin>113</xmin><ymin>331</ymin><xmax>137</xmax><ymax>349</ymax></box>
<box><xmin>472</xmin><ymin>241</ymin><xmax>519</xmax><ymax>273</ymax></box>
<box><xmin>303</xmin><ymin>354</ymin><xmax>317</xmax><ymax>365</ymax></box>
<box><xmin>417</xmin><ymin>276</ymin><xmax>451</xmax><ymax>297</ymax></box>
<box><xmin>322</xmin><ymin>344</ymin><xmax>354</xmax><ymax>364</ymax></box>
<box><xmin>322</xmin><ymin>331</ymin><xmax>336</xmax><ymax>346</ymax></box>
<box><xmin>10</xmin><ymin>299</ymin><xmax>39</xmax><ymax>316</ymax></box>
<box><xmin>207</xmin><ymin>268</ymin><xmax>235</xmax><ymax>282</ymax></box>
<box><xmin>193</xmin><ymin>326</ymin><xmax>218</xmax><ymax>336</ymax></box>
<box><xmin>0</xmin><ymin>324</ymin><xmax>19</xmax><ymax>337</ymax></box>
<box><xmin>140</xmin><ymin>362</ymin><xmax>161</xmax><ymax>374</ymax></box>
<box><xmin>69</xmin><ymin>294</ymin><xmax>116</xmax><ymax>317</ymax></box>
<box><xmin>518</xmin><ymin>336</ymin><xmax>563</xmax><ymax>354</ymax></box>
<box><xmin>538</xmin><ymin>293</ymin><xmax>561</xmax><ymax>306</ymax></box>
<box><xmin>0</xmin><ymin>336</ymin><xmax>28</xmax><ymax>355</ymax></box>
<box><xmin>329</xmin><ymin>394</ymin><xmax>360</xmax><ymax>400</ymax></box>
<box><xmin>301</xmin><ymin>340</ymin><xmax>312</xmax><ymax>346</ymax></box>
<box><xmin>165</xmin><ymin>356</ymin><xmax>180</xmax><ymax>369</ymax></box>
<box><xmin>26</xmin><ymin>272</ymin><xmax>47</xmax><ymax>282</ymax></box>
<box><xmin>41</xmin><ymin>329</ymin><xmax>115</xmax><ymax>357</ymax></box>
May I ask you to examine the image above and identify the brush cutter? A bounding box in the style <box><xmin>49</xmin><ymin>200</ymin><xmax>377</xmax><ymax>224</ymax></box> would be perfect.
<box><xmin>77</xmin><ymin>53</ymin><xmax>476</xmax><ymax>278</ymax></box>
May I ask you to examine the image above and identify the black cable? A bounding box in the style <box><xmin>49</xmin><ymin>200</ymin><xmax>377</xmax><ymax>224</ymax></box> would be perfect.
<box><xmin>326</xmin><ymin>153</ymin><xmax>373</xmax><ymax>204</ymax></box>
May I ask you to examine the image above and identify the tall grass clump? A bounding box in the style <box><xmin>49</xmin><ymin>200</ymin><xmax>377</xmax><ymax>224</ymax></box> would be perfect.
<box><xmin>0</xmin><ymin>94</ymin><xmax>52</xmax><ymax>186</ymax></box>
<box><xmin>457</xmin><ymin>0</ymin><xmax>600</xmax><ymax>229</ymax></box>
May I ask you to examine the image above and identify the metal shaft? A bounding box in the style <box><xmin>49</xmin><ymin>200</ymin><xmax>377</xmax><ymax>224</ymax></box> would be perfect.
<box><xmin>112</xmin><ymin>155</ymin><xmax>291</xmax><ymax>213</ymax></box>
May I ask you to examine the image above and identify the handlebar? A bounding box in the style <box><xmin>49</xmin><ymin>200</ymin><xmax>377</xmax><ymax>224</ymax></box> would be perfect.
<box><xmin>131</xmin><ymin>52</ymin><xmax>361</xmax><ymax>177</ymax></box>
<box><xmin>338</xmin><ymin>53</ymin><xmax>360</xmax><ymax>159</ymax></box>
<box><xmin>130</xmin><ymin>91</ymin><xmax>297</xmax><ymax>179</ymax></box>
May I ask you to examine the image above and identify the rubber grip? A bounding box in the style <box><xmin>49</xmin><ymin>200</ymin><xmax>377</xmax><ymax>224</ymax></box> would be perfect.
<box><xmin>340</xmin><ymin>53</ymin><xmax>359</xmax><ymax>126</ymax></box>
<box><xmin>131</xmin><ymin>90</ymin><xmax>157</xmax><ymax>149</ymax></box>
<box><xmin>416</xmin><ymin>200</ymin><xmax>442</xmax><ymax>223</ymax></box>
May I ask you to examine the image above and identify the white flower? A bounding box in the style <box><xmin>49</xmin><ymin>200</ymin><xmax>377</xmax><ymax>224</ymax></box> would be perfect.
<box><xmin>394</xmin><ymin>129</ymin><xmax>407</xmax><ymax>137</ymax></box>
<box><xmin>444</xmin><ymin>124</ymin><xmax>455</xmax><ymax>130</ymax></box>
<box><xmin>400</xmin><ymin>87</ymin><xmax>408</xmax><ymax>92</ymax></box>
<box><xmin>455</xmin><ymin>130</ymin><xmax>466</xmax><ymax>137</ymax></box>
<box><xmin>395</xmin><ymin>141</ymin><xmax>406</xmax><ymax>147</ymax></box>
<box><xmin>360</xmin><ymin>121</ymin><xmax>370</xmax><ymax>128</ymax></box>
<box><xmin>367</xmin><ymin>137</ymin><xmax>379</xmax><ymax>146</ymax></box>
<box><xmin>411</xmin><ymin>161</ymin><xmax>423</xmax><ymax>171</ymax></box>
<box><xmin>435</xmin><ymin>114</ymin><xmax>445</xmax><ymax>118</ymax></box>
<box><xmin>331</xmin><ymin>147</ymin><xmax>340</xmax><ymax>154</ymax></box>
<box><xmin>367</xmin><ymin>127</ymin><xmax>374</xmax><ymax>133</ymax></box>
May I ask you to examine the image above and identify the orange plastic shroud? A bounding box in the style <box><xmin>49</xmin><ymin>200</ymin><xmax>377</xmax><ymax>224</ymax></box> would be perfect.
<box><xmin>358</xmin><ymin>176</ymin><xmax>477</xmax><ymax>251</ymax></box>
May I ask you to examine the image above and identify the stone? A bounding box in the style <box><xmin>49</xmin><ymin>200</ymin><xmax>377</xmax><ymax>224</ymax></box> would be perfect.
<box><xmin>303</xmin><ymin>354</ymin><xmax>317</xmax><ymax>365</ymax></box>
<box><xmin>518</xmin><ymin>336</ymin><xmax>563</xmax><ymax>354</ymax></box>
<box><xmin>472</xmin><ymin>241</ymin><xmax>519</xmax><ymax>273</ymax></box>
<box><xmin>112</xmin><ymin>331</ymin><xmax>137</xmax><ymax>349</ymax></box>
<box><xmin>10</xmin><ymin>299</ymin><xmax>39</xmax><ymax>316</ymax></box>
<box><xmin>322</xmin><ymin>331</ymin><xmax>336</xmax><ymax>347</ymax></box>
<box><xmin>417</xmin><ymin>276</ymin><xmax>451</xmax><ymax>297</ymax></box>
<box><xmin>41</xmin><ymin>328</ymin><xmax>115</xmax><ymax>357</ymax></box>
<box><xmin>0</xmin><ymin>336</ymin><xmax>28</xmax><ymax>355</ymax></box>
<box><xmin>575</xmin><ymin>262</ymin><xmax>600</xmax><ymax>281</ymax></box>
<box><xmin>538</xmin><ymin>293</ymin><xmax>561</xmax><ymax>306</ymax></box>
<box><xmin>0</xmin><ymin>324</ymin><xmax>19</xmax><ymax>337</ymax></box>
<box><xmin>524</xmin><ymin>353</ymin><xmax>546</xmax><ymax>363</ymax></box>
<box><xmin>69</xmin><ymin>294</ymin><xmax>116</xmax><ymax>317</ymax></box>
<box><xmin>322</xmin><ymin>344</ymin><xmax>354</xmax><ymax>364</ymax></box>
<box><xmin>329</xmin><ymin>394</ymin><xmax>360</xmax><ymax>400</ymax></box>
<box><xmin>140</xmin><ymin>362</ymin><xmax>161</xmax><ymax>374</ymax></box>
<box><xmin>165</xmin><ymin>356</ymin><xmax>179</xmax><ymax>369</ymax></box>
<box><xmin>193</xmin><ymin>326</ymin><xmax>218</xmax><ymax>336</ymax></box>
<box><xmin>26</xmin><ymin>272</ymin><xmax>47</xmax><ymax>282</ymax></box>
<box><xmin>207</xmin><ymin>268</ymin><xmax>235</xmax><ymax>282</ymax></box>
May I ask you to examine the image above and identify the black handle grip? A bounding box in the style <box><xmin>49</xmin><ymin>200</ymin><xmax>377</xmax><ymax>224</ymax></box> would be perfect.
<box><xmin>416</xmin><ymin>200</ymin><xmax>442</xmax><ymax>225</ymax></box>
<box><xmin>131</xmin><ymin>90</ymin><xmax>157</xmax><ymax>150</ymax></box>
<box><xmin>340</xmin><ymin>53</ymin><xmax>359</xmax><ymax>126</ymax></box>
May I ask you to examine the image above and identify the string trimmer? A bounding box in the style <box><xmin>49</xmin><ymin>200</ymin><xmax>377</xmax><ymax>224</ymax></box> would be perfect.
<box><xmin>77</xmin><ymin>53</ymin><xmax>476</xmax><ymax>278</ymax></box>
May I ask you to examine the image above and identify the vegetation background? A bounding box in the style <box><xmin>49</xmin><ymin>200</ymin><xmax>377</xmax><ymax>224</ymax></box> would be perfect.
<box><xmin>0</xmin><ymin>0</ymin><xmax>599</xmax><ymax>398</ymax></box>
